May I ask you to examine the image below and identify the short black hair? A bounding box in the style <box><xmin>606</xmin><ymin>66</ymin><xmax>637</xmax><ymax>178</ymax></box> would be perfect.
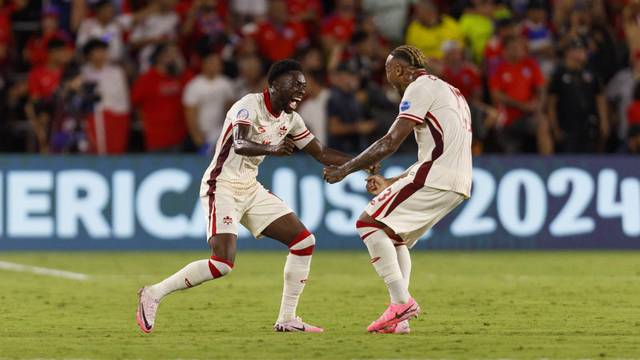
<box><xmin>267</xmin><ymin>59</ymin><xmax>303</xmax><ymax>85</ymax></box>
<box><xmin>92</xmin><ymin>0</ymin><xmax>112</xmax><ymax>11</ymax></box>
<box><xmin>47</xmin><ymin>37</ymin><xmax>67</xmax><ymax>50</ymax></box>
<box><xmin>83</xmin><ymin>38</ymin><xmax>109</xmax><ymax>57</ymax></box>
<box><xmin>150</xmin><ymin>43</ymin><xmax>171</xmax><ymax>65</ymax></box>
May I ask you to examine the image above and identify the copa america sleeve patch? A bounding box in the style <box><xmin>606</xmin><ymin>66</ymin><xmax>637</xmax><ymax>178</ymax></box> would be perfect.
<box><xmin>400</xmin><ymin>100</ymin><xmax>411</xmax><ymax>112</ymax></box>
<box><xmin>236</xmin><ymin>108</ymin><xmax>249</xmax><ymax>120</ymax></box>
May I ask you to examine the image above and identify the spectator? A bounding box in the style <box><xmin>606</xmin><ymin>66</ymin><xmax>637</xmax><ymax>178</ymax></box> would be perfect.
<box><xmin>441</xmin><ymin>40</ymin><xmax>498</xmax><ymax>154</ymax></box>
<box><xmin>0</xmin><ymin>0</ymin><xmax>13</xmax><ymax>48</ymax></box>
<box><xmin>607</xmin><ymin>50</ymin><xmax>640</xmax><ymax>145</ymax></box>
<box><xmin>298</xmin><ymin>70</ymin><xmax>330</xmax><ymax>144</ymax></box>
<box><xmin>548</xmin><ymin>38</ymin><xmax>609</xmax><ymax>153</ymax></box>
<box><xmin>131</xmin><ymin>43</ymin><xmax>190</xmax><ymax>152</ymax></box>
<box><xmin>321</xmin><ymin>0</ymin><xmax>356</xmax><ymax>49</ymax></box>
<box><xmin>405</xmin><ymin>0</ymin><xmax>463</xmax><ymax>63</ymax></box>
<box><xmin>231</xmin><ymin>0</ymin><xmax>267</xmax><ymax>24</ymax></box>
<box><xmin>327</xmin><ymin>62</ymin><xmax>377</xmax><ymax>153</ymax></box>
<box><xmin>233</xmin><ymin>55</ymin><xmax>266</xmax><ymax>99</ymax></box>
<box><xmin>521</xmin><ymin>0</ymin><xmax>555</xmax><ymax>76</ymax></box>
<box><xmin>484</xmin><ymin>17</ymin><xmax>518</xmax><ymax>77</ymax></box>
<box><xmin>362</xmin><ymin>0</ymin><xmax>410</xmax><ymax>43</ymax></box>
<box><xmin>24</xmin><ymin>6</ymin><xmax>72</xmax><ymax>68</ymax></box>
<box><xmin>489</xmin><ymin>35</ymin><xmax>549</xmax><ymax>154</ymax></box>
<box><xmin>345</xmin><ymin>31</ymin><xmax>383</xmax><ymax>87</ymax></box>
<box><xmin>26</xmin><ymin>38</ymin><xmax>70</xmax><ymax>153</ymax></box>
<box><xmin>297</xmin><ymin>46</ymin><xmax>325</xmax><ymax>73</ymax></box>
<box><xmin>180</xmin><ymin>0</ymin><xmax>229</xmax><ymax>59</ymax></box>
<box><xmin>459</xmin><ymin>0</ymin><xmax>495</xmax><ymax>64</ymax></box>
<box><xmin>626</xmin><ymin>83</ymin><xmax>640</xmax><ymax>153</ymax></box>
<box><xmin>287</xmin><ymin>0</ymin><xmax>323</xmax><ymax>32</ymax></box>
<box><xmin>183</xmin><ymin>51</ymin><xmax>234</xmax><ymax>154</ymax></box>
<box><xmin>76</xmin><ymin>0</ymin><xmax>129</xmax><ymax>63</ymax></box>
<box><xmin>130</xmin><ymin>0</ymin><xmax>179</xmax><ymax>72</ymax></box>
<box><xmin>82</xmin><ymin>39</ymin><xmax>131</xmax><ymax>154</ymax></box>
<box><xmin>253</xmin><ymin>0</ymin><xmax>308</xmax><ymax>62</ymax></box>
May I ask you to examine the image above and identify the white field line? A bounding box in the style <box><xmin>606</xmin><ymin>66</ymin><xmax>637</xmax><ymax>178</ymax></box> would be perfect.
<box><xmin>0</xmin><ymin>260</ymin><xmax>90</xmax><ymax>281</ymax></box>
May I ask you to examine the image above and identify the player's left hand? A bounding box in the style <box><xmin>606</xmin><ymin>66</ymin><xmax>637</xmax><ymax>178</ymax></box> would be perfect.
<box><xmin>323</xmin><ymin>165</ymin><xmax>347</xmax><ymax>184</ymax></box>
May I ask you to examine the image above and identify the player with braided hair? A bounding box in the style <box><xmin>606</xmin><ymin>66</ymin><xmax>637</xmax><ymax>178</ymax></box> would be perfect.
<box><xmin>324</xmin><ymin>45</ymin><xmax>472</xmax><ymax>334</ymax></box>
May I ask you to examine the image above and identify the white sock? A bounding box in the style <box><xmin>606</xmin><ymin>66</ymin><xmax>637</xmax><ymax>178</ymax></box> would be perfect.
<box><xmin>277</xmin><ymin>231</ymin><xmax>315</xmax><ymax>323</ymax></box>
<box><xmin>357</xmin><ymin>222</ymin><xmax>409</xmax><ymax>304</ymax></box>
<box><xmin>147</xmin><ymin>256</ymin><xmax>233</xmax><ymax>300</ymax></box>
<box><xmin>396</xmin><ymin>245</ymin><xmax>412</xmax><ymax>283</ymax></box>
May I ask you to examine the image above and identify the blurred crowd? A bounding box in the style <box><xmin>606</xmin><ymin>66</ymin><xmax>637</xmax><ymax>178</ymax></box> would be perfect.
<box><xmin>1</xmin><ymin>0</ymin><xmax>640</xmax><ymax>155</ymax></box>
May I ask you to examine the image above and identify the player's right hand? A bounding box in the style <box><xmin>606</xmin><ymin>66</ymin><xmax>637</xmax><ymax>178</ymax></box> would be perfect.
<box><xmin>273</xmin><ymin>137</ymin><xmax>297</xmax><ymax>156</ymax></box>
<box><xmin>366</xmin><ymin>175</ymin><xmax>387</xmax><ymax>196</ymax></box>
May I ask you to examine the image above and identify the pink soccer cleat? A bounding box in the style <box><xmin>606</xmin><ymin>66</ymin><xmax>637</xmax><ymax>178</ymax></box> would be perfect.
<box><xmin>377</xmin><ymin>320</ymin><xmax>411</xmax><ymax>334</ymax></box>
<box><xmin>136</xmin><ymin>287</ymin><xmax>160</xmax><ymax>333</ymax></box>
<box><xmin>274</xmin><ymin>317</ymin><xmax>324</xmax><ymax>333</ymax></box>
<box><xmin>366</xmin><ymin>297</ymin><xmax>420</xmax><ymax>333</ymax></box>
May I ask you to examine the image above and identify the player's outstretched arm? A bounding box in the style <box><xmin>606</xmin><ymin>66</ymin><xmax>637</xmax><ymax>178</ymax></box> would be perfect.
<box><xmin>323</xmin><ymin>118</ymin><xmax>416</xmax><ymax>183</ymax></box>
<box><xmin>233</xmin><ymin>123</ymin><xmax>296</xmax><ymax>157</ymax></box>
<box><xmin>300</xmin><ymin>138</ymin><xmax>352</xmax><ymax>166</ymax></box>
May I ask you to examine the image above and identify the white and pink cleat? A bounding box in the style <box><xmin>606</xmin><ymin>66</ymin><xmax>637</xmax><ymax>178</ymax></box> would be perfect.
<box><xmin>367</xmin><ymin>297</ymin><xmax>420</xmax><ymax>333</ymax></box>
<box><xmin>376</xmin><ymin>320</ymin><xmax>411</xmax><ymax>334</ymax></box>
<box><xmin>274</xmin><ymin>317</ymin><xmax>324</xmax><ymax>333</ymax></box>
<box><xmin>136</xmin><ymin>287</ymin><xmax>160</xmax><ymax>333</ymax></box>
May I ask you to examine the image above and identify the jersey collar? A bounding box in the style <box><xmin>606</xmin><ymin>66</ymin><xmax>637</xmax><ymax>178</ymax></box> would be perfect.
<box><xmin>414</xmin><ymin>69</ymin><xmax>428</xmax><ymax>78</ymax></box>
<box><xmin>263</xmin><ymin>89</ymin><xmax>282</xmax><ymax>118</ymax></box>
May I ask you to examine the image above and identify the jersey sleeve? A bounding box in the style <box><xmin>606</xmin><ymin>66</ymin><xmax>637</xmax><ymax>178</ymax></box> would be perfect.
<box><xmin>396</xmin><ymin>80</ymin><xmax>435</xmax><ymax>124</ymax></box>
<box><xmin>231</xmin><ymin>97</ymin><xmax>256</xmax><ymax>127</ymax></box>
<box><xmin>289</xmin><ymin>113</ymin><xmax>315</xmax><ymax>149</ymax></box>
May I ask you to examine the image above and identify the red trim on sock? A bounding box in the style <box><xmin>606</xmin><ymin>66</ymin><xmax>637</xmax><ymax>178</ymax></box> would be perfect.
<box><xmin>208</xmin><ymin>260</ymin><xmax>223</xmax><ymax>278</ymax></box>
<box><xmin>288</xmin><ymin>229</ymin><xmax>312</xmax><ymax>248</ymax></box>
<box><xmin>356</xmin><ymin>220</ymin><xmax>385</xmax><ymax>229</ymax></box>
<box><xmin>291</xmin><ymin>245</ymin><xmax>314</xmax><ymax>256</ymax></box>
<box><xmin>360</xmin><ymin>230</ymin><xmax>378</xmax><ymax>241</ymax></box>
<box><xmin>211</xmin><ymin>255</ymin><xmax>234</xmax><ymax>268</ymax></box>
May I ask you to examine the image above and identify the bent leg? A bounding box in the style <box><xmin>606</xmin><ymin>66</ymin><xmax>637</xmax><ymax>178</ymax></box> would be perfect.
<box><xmin>262</xmin><ymin>213</ymin><xmax>315</xmax><ymax>323</ymax></box>
<box><xmin>146</xmin><ymin>234</ymin><xmax>237</xmax><ymax>300</ymax></box>
<box><xmin>356</xmin><ymin>212</ymin><xmax>410</xmax><ymax>304</ymax></box>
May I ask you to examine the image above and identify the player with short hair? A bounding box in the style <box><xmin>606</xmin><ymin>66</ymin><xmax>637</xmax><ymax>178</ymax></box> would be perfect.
<box><xmin>323</xmin><ymin>45</ymin><xmax>473</xmax><ymax>334</ymax></box>
<box><xmin>137</xmin><ymin>59</ymin><xmax>368</xmax><ymax>333</ymax></box>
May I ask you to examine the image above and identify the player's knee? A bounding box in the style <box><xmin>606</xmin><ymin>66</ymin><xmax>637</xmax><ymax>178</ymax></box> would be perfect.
<box><xmin>356</xmin><ymin>219</ymin><xmax>383</xmax><ymax>241</ymax></box>
<box><xmin>208</xmin><ymin>255</ymin><xmax>234</xmax><ymax>279</ymax></box>
<box><xmin>288</xmin><ymin>229</ymin><xmax>315</xmax><ymax>256</ymax></box>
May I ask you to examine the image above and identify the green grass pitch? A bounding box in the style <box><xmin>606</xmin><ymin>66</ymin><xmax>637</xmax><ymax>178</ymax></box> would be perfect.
<box><xmin>0</xmin><ymin>251</ymin><xmax>639</xmax><ymax>359</ymax></box>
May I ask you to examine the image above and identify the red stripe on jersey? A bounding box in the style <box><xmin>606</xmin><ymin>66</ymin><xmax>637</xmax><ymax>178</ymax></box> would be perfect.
<box><xmin>371</xmin><ymin>191</ymin><xmax>400</xmax><ymax>219</ymax></box>
<box><xmin>383</xmin><ymin>117</ymin><xmax>444</xmax><ymax>217</ymax></box>
<box><xmin>355</xmin><ymin>220</ymin><xmax>385</xmax><ymax>229</ymax></box>
<box><xmin>397</xmin><ymin>113</ymin><xmax>424</xmax><ymax>124</ymax></box>
<box><xmin>427</xmin><ymin>112</ymin><xmax>443</xmax><ymax>134</ymax></box>
<box><xmin>292</xmin><ymin>130</ymin><xmax>311</xmax><ymax>140</ymax></box>
<box><xmin>206</xmin><ymin>123</ymin><xmax>235</xmax><ymax>235</ymax></box>
<box><xmin>289</xmin><ymin>229</ymin><xmax>312</xmax><ymax>249</ymax></box>
<box><xmin>211</xmin><ymin>255</ymin><xmax>234</xmax><ymax>268</ymax></box>
<box><xmin>263</xmin><ymin>89</ymin><xmax>281</xmax><ymax>118</ymax></box>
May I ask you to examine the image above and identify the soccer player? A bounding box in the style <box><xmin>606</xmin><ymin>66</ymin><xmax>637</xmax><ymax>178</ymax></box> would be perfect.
<box><xmin>137</xmin><ymin>60</ymin><xmax>368</xmax><ymax>333</ymax></box>
<box><xmin>323</xmin><ymin>45</ymin><xmax>472</xmax><ymax>334</ymax></box>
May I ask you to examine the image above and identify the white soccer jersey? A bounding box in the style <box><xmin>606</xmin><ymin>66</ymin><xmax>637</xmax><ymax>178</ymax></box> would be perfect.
<box><xmin>199</xmin><ymin>90</ymin><xmax>315</xmax><ymax>197</ymax></box>
<box><xmin>396</xmin><ymin>72</ymin><xmax>473</xmax><ymax>198</ymax></box>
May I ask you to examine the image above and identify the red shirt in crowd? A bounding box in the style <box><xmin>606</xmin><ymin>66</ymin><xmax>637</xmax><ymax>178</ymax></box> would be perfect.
<box><xmin>25</xmin><ymin>31</ymin><xmax>72</xmax><ymax>67</ymax></box>
<box><xmin>254</xmin><ymin>20</ymin><xmax>307</xmax><ymax>62</ymax></box>
<box><xmin>442</xmin><ymin>64</ymin><xmax>481</xmax><ymax>100</ymax></box>
<box><xmin>321</xmin><ymin>13</ymin><xmax>354</xmax><ymax>44</ymax></box>
<box><xmin>131</xmin><ymin>68</ymin><xmax>191</xmax><ymax>150</ymax></box>
<box><xmin>27</xmin><ymin>66</ymin><xmax>62</xmax><ymax>99</ymax></box>
<box><xmin>287</xmin><ymin>0</ymin><xmax>323</xmax><ymax>19</ymax></box>
<box><xmin>489</xmin><ymin>57</ymin><xmax>544</xmax><ymax>126</ymax></box>
<box><xmin>0</xmin><ymin>4</ymin><xmax>13</xmax><ymax>45</ymax></box>
<box><xmin>627</xmin><ymin>101</ymin><xmax>640</xmax><ymax>126</ymax></box>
